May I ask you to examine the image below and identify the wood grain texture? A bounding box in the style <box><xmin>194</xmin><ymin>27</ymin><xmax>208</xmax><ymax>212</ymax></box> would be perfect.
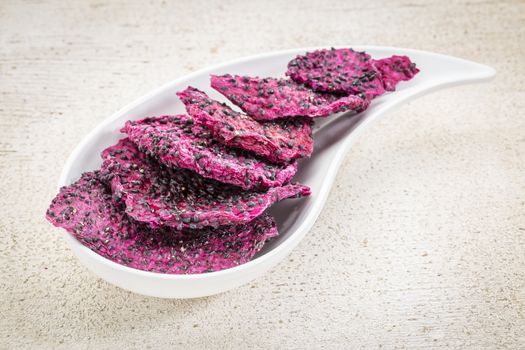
<box><xmin>1</xmin><ymin>0</ymin><xmax>524</xmax><ymax>349</ymax></box>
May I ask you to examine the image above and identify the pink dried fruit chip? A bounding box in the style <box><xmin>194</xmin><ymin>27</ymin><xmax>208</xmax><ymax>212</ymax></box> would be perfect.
<box><xmin>286</xmin><ymin>48</ymin><xmax>418</xmax><ymax>98</ymax></box>
<box><xmin>99</xmin><ymin>138</ymin><xmax>310</xmax><ymax>230</ymax></box>
<box><xmin>286</xmin><ymin>48</ymin><xmax>382</xmax><ymax>97</ymax></box>
<box><xmin>210</xmin><ymin>74</ymin><xmax>369</xmax><ymax>121</ymax></box>
<box><xmin>122</xmin><ymin>115</ymin><xmax>298</xmax><ymax>190</ymax></box>
<box><xmin>45</xmin><ymin>172</ymin><xmax>278</xmax><ymax>274</ymax></box>
<box><xmin>177</xmin><ymin>86</ymin><xmax>314</xmax><ymax>164</ymax></box>
<box><xmin>373</xmin><ymin>55</ymin><xmax>419</xmax><ymax>91</ymax></box>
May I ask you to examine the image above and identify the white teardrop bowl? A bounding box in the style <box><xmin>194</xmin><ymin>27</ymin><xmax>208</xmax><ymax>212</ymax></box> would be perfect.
<box><xmin>58</xmin><ymin>46</ymin><xmax>495</xmax><ymax>298</ymax></box>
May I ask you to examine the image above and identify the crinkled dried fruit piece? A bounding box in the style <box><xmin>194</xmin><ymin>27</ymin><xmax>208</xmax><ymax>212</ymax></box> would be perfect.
<box><xmin>286</xmin><ymin>48</ymin><xmax>418</xmax><ymax>97</ymax></box>
<box><xmin>177</xmin><ymin>87</ymin><xmax>314</xmax><ymax>164</ymax></box>
<box><xmin>287</xmin><ymin>48</ymin><xmax>382</xmax><ymax>97</ymax></box>
<box><xmin>373</xmin><ymin>55</ymin><xmax>419</xmax><ymax>91</ymax></box>
<box><xmin>210</xmin><ymin>74</ymin><xmax>369</xmax><ymax>120</ymax></box>
<box><xmin>99</xmin><ymin>138</ymin><xmax>310</xmax><ymax>229</ymax></box>
<box><xmin>45</xmin><ymin>172</ymin><xmax>279</xmax><ymax>274</ymax></box>
<box><xmin>122</xmin><ymin>115</ymin><xmax>298</xmax><ymax>190</ymax></box>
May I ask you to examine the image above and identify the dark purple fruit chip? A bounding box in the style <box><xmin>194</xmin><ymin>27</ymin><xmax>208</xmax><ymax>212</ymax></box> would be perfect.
<box><xmin>210</xmin><ymin>74</ymin><xmax>369</xmax><ymax>121</ymax></box>
<box><xmin>45</xmin><ymin>172</ymin><xmax>279</xmax><ymax>274</ymax></box>
<box><xmin>372</xmin><ymin>55</ymin><xmax>419</xmax><ymax>91</ymax></box>
<box><xmin>99</xmin><ymin>138</ymin><xmax>310</xmax><ymax>229</ymax></box>
<box><xmin>286</xmin><ymin>48</ymin><xmax>418</xmax><ymax>98</ymax></box>
<box><xmin>177</xmin><ymin>86</ymin><xmax>314</xmax><ymax>164</ymax></box>
<box><xmin>122</xmin><ymin>115</ymin><xmax>298</xmax><ymax>190</ymax></box>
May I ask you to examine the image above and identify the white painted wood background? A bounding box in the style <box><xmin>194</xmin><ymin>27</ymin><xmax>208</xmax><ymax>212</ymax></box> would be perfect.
<box><xmin>1</xmin><ymin>0</ymin><xmax>524</xmax><ymax>348</ymax></box>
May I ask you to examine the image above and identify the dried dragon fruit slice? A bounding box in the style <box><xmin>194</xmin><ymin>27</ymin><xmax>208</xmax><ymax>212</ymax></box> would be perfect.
<box><xmin>45</xmin><ymin>172</ymin><xmax>278</xmax><ymax>274</ymax></box>
<box><xmin>372</xmin><ymin>55</ymin><xmax>419</xmax><ymax>91</ymax></box>
<box><xmin>286</xmin><ymin>48</ymin><xmax>418</xmax><ymax>98</ymax></box>
<box><xmin>178</xmin><ymin>86</ymin><xmax>314</xmax><ymax>164</ymax></box>
<box><xmin>210</xmin><ymin>74</ymin><xmax>369</xmax><ymax>120</ymax></box>
<box><xmin>99</xmin><ymin>138</ymin><xmax>310</xmax><ymax>229</ymax></box>
<box><xmin>122</xmin><ymin>115</ymin><xmax>298</xmax><ymax>190</ymax></box>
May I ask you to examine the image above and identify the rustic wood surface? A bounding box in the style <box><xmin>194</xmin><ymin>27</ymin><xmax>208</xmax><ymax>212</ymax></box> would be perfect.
<box><xmin>1</xmin><ymin>0</ymin><xmax>524</xmax><ymax>348</ymax></box>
